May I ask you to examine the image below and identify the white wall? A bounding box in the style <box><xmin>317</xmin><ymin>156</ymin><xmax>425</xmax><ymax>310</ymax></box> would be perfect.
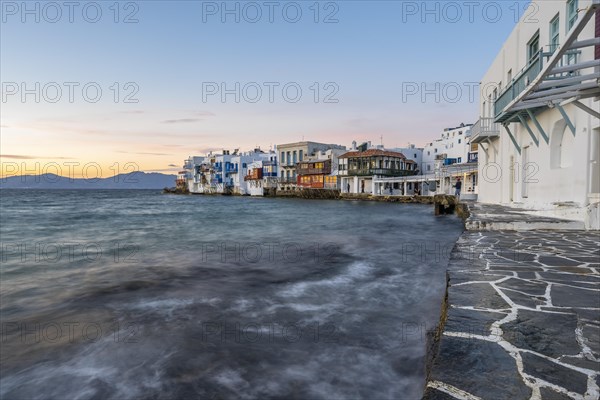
<box><xmin>477</xmin><ymin>0</ymin><xmax>599</xmax><ymax>228</ymax></box>
<box><xmin>422</xmin><ymin>125</ymin><xmax>473</xmax><ymax>173</ymax></box>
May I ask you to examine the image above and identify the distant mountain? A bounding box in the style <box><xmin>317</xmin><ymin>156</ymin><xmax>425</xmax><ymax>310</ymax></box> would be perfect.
<box><xmin>0</xmin><ymin>172</ymin><xmax>177</xmax><ymax>189</ymax></box>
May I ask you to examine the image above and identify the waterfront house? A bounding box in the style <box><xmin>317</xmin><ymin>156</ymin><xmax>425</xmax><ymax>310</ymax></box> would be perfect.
<box><xmin>296</xmin><ymin>148</ymin><xmax>346</xmax><ymax>190</ymax></box>
<box><xmin>472</xmin><ymin>0</ymin><xmax>600</xmax><ymax>229</ymax></box>
<box><xmin>176</xmin><ymin>171</ymin><xmax>187</xmax><ymax>190</ymax></box>
<box><xmin>339</xmin><ymin>144</ymin><xmax>418</xmax><ymax>195</ymax></box>
<box><xmin>229</xmin><ymin>149</ymin><xmax>276</xmax><ymax>195</ymax></box>
<box><xmin>390</xmin><ymin>144</ymin><xmax>424</xmax><ymax>173</ymax></box>
<box><xmin>276</xmin><ymin>141</ymin><xmax>346</xmax><ymax>191</ymax></box>
<box><xmin>244</xmin><ymin>154</ymin><xmax>278</xmax><ymax>196</ymax></box>
<box><xmin>422</xmin><ymin>124</ymin><xmax>474</xmax><ymax>174</ymax></box>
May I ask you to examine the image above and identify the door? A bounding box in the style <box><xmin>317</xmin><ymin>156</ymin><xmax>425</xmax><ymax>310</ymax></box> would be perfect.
<box><xmin>509</xmin><ymin>155</ymin><xmax>514</xmax><ymax>202</ymax></box>
<box><xmin>590</xmin><ymin>128</ymin><xmax>600</xmax><ymax>196</ymax></box>
<box><xmin>522</xmin><ymin>146</ymin><xmax>529</xmax><ymax>199</ymax></box>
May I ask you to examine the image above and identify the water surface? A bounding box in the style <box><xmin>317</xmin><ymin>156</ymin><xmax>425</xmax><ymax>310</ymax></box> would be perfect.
<box><xmin>0</xmin><ymin>190</ymin><xmax>464</xmax><ymax>399</ymax></box>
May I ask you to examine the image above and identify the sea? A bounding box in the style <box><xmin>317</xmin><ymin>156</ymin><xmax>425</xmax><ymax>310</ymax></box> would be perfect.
<box><xmin>0</xmin><ymin>190</ymin><xmax>464</xmax><ymax>399</ymax></box>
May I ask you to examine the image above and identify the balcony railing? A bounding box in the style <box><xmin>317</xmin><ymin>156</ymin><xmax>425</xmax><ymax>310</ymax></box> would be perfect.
<box><xmin>470</xmin><ymin>118</ymin><xmax>500</xmax><ymax>143</ymax></box>
<box><xmin>297</xmin><ymin>167</ymin><xmax>331</xmax><ymax>176</ymax></box>
<box><xmin>494</xmin><ymin>53</ymin><xmax>543</xmax><ymax>118</ymax></box>
<box><xmin>347</xmin><ymin>168</ymin><xmax>415</xmax><ymax>177</ymax></box>
<box><xmin>493</xmin><ymin>45</ymin><xmax>582</xmax><ymax>120</ymax></box>
<box><xmin>278</xmin><ymin>177</ymin><xmax>297</xmax><ymax>184</ymax></box>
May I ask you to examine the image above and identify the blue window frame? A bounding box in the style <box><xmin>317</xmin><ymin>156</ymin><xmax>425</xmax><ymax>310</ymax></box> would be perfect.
<box><xmin>567</xmin><ymin>0</ymin><xmax>578</xmax><ymax>31</ymax></box>
<box><xmin>550</xmin><ymin>14</ymin><xmax>560</xmax><ymax>53</ymax></box>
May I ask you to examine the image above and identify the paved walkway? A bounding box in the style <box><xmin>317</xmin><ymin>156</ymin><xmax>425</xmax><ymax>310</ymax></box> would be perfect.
<box><xmin>424</xmin><ymin>204</ymin><xmax>600</xmax><ymax>400</ymax></box>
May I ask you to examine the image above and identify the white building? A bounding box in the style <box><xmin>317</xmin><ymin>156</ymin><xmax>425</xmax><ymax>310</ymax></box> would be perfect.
<box><xmin>472</xmin><ymin>0</ymin><xmax>600</xmax><ymax>229</ymax></box>
<box><xmin>244</xmin><ymin>156</ymin><xmax>279</xmax><ymax>197</ymax></box>
<box><xmin>422</xmin><ymin>124</ymin><xmax>474</xmax><ymax>174</ymax></box>
<box><xmin>390</xmin><ymin>144</ymin><xmax>423</xmax><ymax>174</ymax></box>
<box><xmin>229</xmin><ymin>149</ymin><xmax>276</xmax><ymax>195</ymax></box>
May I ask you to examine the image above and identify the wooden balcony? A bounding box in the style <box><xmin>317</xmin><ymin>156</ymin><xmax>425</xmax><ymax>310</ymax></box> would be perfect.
<box><xmin>296</xmin><ymin>160</ymin><xmax>331</xmax><ymax>176</ymax></box>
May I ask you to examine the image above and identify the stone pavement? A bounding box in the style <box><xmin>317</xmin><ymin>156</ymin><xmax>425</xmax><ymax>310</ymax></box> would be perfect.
<box><xmin>424</xmin><ymin>205</ymin><xmax>600</xmax><ymax>400</ymax></box>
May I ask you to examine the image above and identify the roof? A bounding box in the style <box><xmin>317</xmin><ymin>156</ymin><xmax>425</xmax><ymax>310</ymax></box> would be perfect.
<box><xmin>339</xmin><ymin>149</ymin><xmax>408</xmax><ymax>159</ymax></box>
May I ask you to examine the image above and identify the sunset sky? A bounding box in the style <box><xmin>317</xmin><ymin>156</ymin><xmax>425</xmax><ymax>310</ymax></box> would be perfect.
<box><xmin>1</xmin><ymin>0</ymin><xmax>530</xmax><ymax>177</ymax></box>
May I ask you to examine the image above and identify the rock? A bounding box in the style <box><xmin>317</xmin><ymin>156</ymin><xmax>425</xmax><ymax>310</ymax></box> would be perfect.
<box><xmin>540</xmin><ymin>387</ymin><xmax>575</xmax><ymax>400</ymax></box>
<box><xmin>501</xmin><ymin>310</ymin><xmax>580</xmax><ymax>358</ymax></box>
<box><xmin>448</xmin><ymin>282</ymin><xmax>510</xmax><ymax>310</ymax></box>
<box><xmin>444</xmin><ymin>308</ymin><xmax>506</xmax><ymax>337</ymax></box>
<box><xmin>521</xmin><ymin>352</ymin><xmax>588</xmax><ymax>395</ymax></box>
<box><xmin>422</xmin><ymin>387</ymin><xmax>459</xmax><ymax>400</ymax></box>
<box><xmin>428</xmin><ymin>336</ymin><xmax>531</xmax><ymax>399</ymax></box>
<box><xmin>433</xmin><ymin>195</ymin><xmax>458</xmax><ymax>216</ymax></box>
<box><xmin>551</xmin><ymin>285</ymin><xmax>600</xmax><ymax>308</ymax></box>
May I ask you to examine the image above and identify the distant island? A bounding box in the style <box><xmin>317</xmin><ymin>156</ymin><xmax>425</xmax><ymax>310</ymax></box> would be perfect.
<box><xmin>0</xmin><ymin>172</ymin><xmax>176</xmax><ymax>189</ymax></box>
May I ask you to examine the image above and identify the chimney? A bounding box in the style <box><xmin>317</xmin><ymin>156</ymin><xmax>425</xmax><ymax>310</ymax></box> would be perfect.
<box><xmin>352</xmin><ymin>141</ymin><xmax>357</xmax><ymax>150</ymax></box>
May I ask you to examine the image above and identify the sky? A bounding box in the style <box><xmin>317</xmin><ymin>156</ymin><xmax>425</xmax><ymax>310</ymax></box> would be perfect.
<box><xmin>1</xmin><ymin>0</ymin><xmax>532</xmax><ymax>177</ymax></box>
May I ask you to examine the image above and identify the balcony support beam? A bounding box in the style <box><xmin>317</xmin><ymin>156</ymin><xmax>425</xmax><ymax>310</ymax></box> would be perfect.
<box><xmin>512</xmin><ymin>87</ymin><xmax>600</xmax><ymax>110</ymax></box>
<box><xmin>556</xmin><ymin>104</ymin><xmax>576</xmax><ymax>136</ymax></box>
<box><xmin>567</xmin><ymin>37</ymin><xmax>600</xmax><ymax>50</ymax></box>
<box><xmin>517</xmin><ymin>114</ymin><xmax>539</xmax><ymax>147</ymax></box>
<box><xmin>571</xmin><ymin>100</ymin><xmax>600</xmax><ymax>119</ymax></box>
<box><xmin>536</xmin><ymin>72</ymin><xmax>600</xmax><ymax>90</ymax></box>
<box><xmin>550</xmin><ymin>59</ymin><xmax>600</xmax><ymax>75</ymax></box>
<box><xmin>479</xmin><ymin>142</ymin><xmax>489</xmax><ymax>158</ymax></box>
<box><xmin>525</xmin><ymin>81</ymin><xmax>600</xmax><ymax>100</ymax></box>
<box><xmin>526</xmin><ymin>110</ymin><xmax>549</xmax><ymax>144</ymax></box>
<box><xmin>504</xmin><ymin>124</ymin><xmax>521</xmax><ymax>155</ymax></box>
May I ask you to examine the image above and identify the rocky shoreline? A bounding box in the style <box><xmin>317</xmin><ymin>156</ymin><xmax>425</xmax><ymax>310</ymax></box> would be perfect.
<box><xmin>423</xmin><ymin>203</ymin><xmax>600</xmax><ymax>399</ymax></box>
<box><xmin>162</xmin><ymin>187</ymin><xmax>450</xmax><ymax>205</ymax></box>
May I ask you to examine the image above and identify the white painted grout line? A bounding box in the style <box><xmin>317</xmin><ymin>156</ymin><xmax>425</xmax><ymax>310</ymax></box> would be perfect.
<box><xmin>427</xmin><ymin>380</ymin><xmax>482</xmax><ymax>400</ymax></box>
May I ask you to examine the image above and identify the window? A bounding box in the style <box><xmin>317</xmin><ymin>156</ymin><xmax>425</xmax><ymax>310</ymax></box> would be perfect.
<box><xmin>550</xmin><ymin>14</ymin><xmax>560</xmax><ymax>53</ymax></box>
<box><xmin>507</xmin><ymin>69</ymin><xmax>512</xmax><ymax>83</ymax></box>
<box><xmin>299</xmin><ymin>150</ymin><xmax>303</xmax><ymax>161</ymax></box>
<box><xmin>527</xmin><ymin>31</ymin><xmax>540</xmax><ymax>63</ymax></box>
<box><xmin>427</xmin><ymin>151</ymin><xmax>430</xmax><ymax>156</ymax></box>
<box><xmin>286</xmin><ymin>151</ymin><xmax>291</xmax><ymax>165</ymax></box>
<box><xmin>281</xmin><ymin>152</ymin><xmax>285</xmax><ymax>164</ymax></box>
<box><xmin>414</xmin><ymin>153</ymin><xmax>417</xmax><ymax>158</ymax></box>
<box><xmin>427</xmin><ymin>165</ymin><xmax>431</xmax><ymax>171</ymax></box>
<box><xmin>293</xmin><ymin>151</ymin><xmax>297</xmax><ymax>163</ymax></box>
<box><xmin>458</xmin><ymin>139</ymin><xmax>461</xmax><ymax>144</ymax></box>
<box><xmin>434</xmin><ymin>149</ymin><xmax>437</xmax><ymax>153</ymax></box>
<box><xmin>458</xmin><ymin>157</ymin><xmax>462</xmax><ymax>163</ymax></box>
<box><xmin>567</xmin><ymin>0</ymin><xmax>578</xmax><ymax>31</ymax></box>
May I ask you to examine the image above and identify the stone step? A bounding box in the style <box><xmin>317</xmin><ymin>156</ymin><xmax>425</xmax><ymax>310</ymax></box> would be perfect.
<box><xmin>466</xmin><ymin>213</ymin><xmax>586</xmax><ymax>231</ymax></box>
